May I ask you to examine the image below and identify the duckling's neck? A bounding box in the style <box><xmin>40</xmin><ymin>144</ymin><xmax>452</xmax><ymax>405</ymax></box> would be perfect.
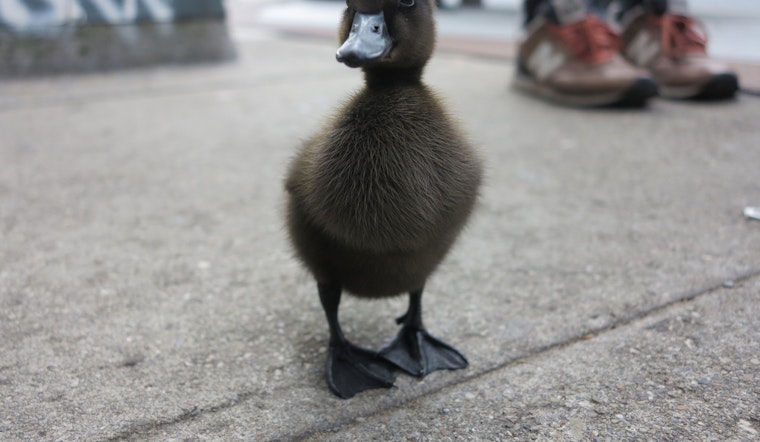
<box><xmin>363</xmin><ymin>67</ymin><xmax>425</xmax><ymax>88</ymax></box>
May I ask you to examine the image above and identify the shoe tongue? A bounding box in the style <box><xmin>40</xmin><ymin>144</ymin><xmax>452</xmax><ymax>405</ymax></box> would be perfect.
<box><xmin>548</xmin><ymin>0</ymin><xmax>588</xmax><ymax>25</ymax></box>
<box><xmin>667</xmin><ymin>0</ymin><xmax>689</xmax><ymax>15</ymax></box>
<box><xmin>642</xmin><ymin>0</ymin><xmax>689</xmax><ymax>16</ymax></box>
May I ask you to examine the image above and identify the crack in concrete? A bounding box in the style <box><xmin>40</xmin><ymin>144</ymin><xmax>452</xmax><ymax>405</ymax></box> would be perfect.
<box><xmin>104</xmin><ymin>390</ymin><xmax>262</xmax><ymax>441</ymax></box>
<box><xmin>285</xmin><ymin>269</ymin><xmax>760</xmax><ymax>441</ymax></box>
<box><xmin>104</xmin><ymin>269</ymin><xmax>760</xmax><ymax>441</ymax></box>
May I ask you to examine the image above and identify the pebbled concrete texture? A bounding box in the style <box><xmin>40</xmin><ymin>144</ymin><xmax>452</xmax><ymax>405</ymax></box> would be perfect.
<box><xmin>1</xmin><ymin>33</ymin><xmax>759</xmax><ymax>441</ymax></box>
<box><xmin>315</xmin><ymin>279</ymin><xmax>760</xmax><ymax>441</ymax></box>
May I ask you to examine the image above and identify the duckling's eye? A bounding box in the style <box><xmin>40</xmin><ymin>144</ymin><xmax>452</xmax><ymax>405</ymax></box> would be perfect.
<box><xmin>399</xmin><ymin>0</ymin><xmax>415</xmax><ymax>8</ymax></box>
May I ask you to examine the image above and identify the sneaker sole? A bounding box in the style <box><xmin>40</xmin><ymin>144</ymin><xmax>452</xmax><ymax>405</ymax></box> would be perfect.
<box><xmin>513</xmin><ymin>74</ymin><xmax>657</xmax><ymax>107</ymax></box>
<box><xmin>659</xmin><ymin>73</ymin><xmax>739</xmax><ymax>100</ymax></box>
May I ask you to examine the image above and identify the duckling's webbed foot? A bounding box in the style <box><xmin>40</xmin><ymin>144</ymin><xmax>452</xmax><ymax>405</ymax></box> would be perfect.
<box><xmin>326</xmin><ymin>341</ymin><xmax>396</xmax><ymax>399</ymax></box>
<box><xmin>379</xmin><ymin>289</ymin><xmax>468</xmax><ymax>377</ymax></box>
<box><xmin>318</xmin><ymin>283</ymin><xmax>397</xmax><ymax>399</ymax></box>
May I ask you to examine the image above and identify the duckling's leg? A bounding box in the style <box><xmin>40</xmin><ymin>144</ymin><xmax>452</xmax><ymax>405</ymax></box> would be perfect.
<box><xmin>318</xmin><ymin>282</ymin><xmax>397</xmax><ymax>399</ymax></box>
<box><xmin>379</xmin><ymin>288</ymin><xmax>468</xmax><ymax>377</ymax></box>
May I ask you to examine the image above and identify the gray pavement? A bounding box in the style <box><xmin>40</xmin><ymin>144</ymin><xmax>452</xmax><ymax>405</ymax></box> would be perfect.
<box><xmin>2</xmin><ymin>30</ymin><xmax>760</xmax><ymax>442</ymax></box>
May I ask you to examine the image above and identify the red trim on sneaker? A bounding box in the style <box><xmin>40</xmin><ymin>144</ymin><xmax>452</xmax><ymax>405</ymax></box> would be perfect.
<box><xmin>652</xmin><ymin>14</ymin><xmax>707</xmax><ymax>59</ymax></box>
<box><xmin>549</xmin><ymin>16</ymin><xmax>620</xmax><ymax>64</ymax></box>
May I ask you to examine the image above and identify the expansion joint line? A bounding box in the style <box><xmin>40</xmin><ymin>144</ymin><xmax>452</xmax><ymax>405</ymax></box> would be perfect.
<box><xmin>108</xmin><ymin>269</ymin><xmax>760</xmax><ymax>441</ymax></box>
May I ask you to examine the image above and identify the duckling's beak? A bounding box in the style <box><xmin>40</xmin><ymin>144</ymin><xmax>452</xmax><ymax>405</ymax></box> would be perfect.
<box><xmin>336</xmin><ymin>12</ymin><xmax>393</xmax><ymax>68</ymax></box>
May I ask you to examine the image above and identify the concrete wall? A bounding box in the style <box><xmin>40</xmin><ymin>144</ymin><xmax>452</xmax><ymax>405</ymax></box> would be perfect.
<box><xmin>0</xmin><ymin>0</ymin><xmax>235</xmax><ymax>76</ymax></box>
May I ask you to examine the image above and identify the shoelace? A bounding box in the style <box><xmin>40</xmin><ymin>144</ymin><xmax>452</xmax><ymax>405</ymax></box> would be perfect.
<box><xmin>653</xmin><ymin>14</ymin><xmax>707</xmax><ymax>58</ymax></box>
<box><xmin>550</xmin><ymin>16</ymin><xmax>619</xmax><ymax>63</ymax></box>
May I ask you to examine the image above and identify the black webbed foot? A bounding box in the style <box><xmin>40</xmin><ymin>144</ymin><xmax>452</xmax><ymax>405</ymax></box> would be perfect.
<box><xmin>379</xmin><ymin>288</ymin><xmax>468</xmax><ymax>377</ymax></box>
<box><xmin>318</xmin><ymin>282</ymin><xmax>398</xmax><ymax>398</ymax></box>
<box><xmin>326</xmin><ymin>342</ymin><xmax>397</xmax><ymax>399</ymax></box>
<box><xmin>379</xmin><ymin>325</ymin><xmax>468</xmax><ymax>377</ymax></box>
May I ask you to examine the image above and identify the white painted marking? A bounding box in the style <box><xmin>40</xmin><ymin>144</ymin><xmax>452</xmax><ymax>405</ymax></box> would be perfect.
<box><xmin>0</xmin><ymin>0</ymin><xmax>32</xmax><ymax>29</ymax></box>
<box><xmin>88</xmin><ymin>0</ymin><xmax>138</xmax><ymax>23</ymax></box>
<box><xmin>140</xmin><ymin>0</ymin><xmax>174</xmax><ymax>22</ymax></box>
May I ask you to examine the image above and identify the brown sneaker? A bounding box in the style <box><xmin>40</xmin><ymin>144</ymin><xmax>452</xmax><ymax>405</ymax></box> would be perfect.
<box><xmin>515</xmin><ymin>1</ymin><xmax>656</xmax><ymax>107</ymax></box>
<box><xmin>619</xmin><ymin>4</ymin><xmax>739</xmax><ymax>99</ymax></box>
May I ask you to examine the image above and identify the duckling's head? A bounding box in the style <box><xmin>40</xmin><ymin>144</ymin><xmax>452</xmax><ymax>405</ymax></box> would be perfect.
<box><xmin>336</xmin><ymin>0</ymin><xmax>436</xmax><ymax>73</ymax></box>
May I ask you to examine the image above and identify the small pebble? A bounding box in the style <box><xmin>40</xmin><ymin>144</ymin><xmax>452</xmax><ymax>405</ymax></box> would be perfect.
<box><xmin>197</xmin><ymin>261</ymin><xmax>211</xmax><ymax>270</ymax></box>
<box><xmin>743</xmin><ymin>206</ymin><xmax>760</xmax><ymax>221</ymax></box>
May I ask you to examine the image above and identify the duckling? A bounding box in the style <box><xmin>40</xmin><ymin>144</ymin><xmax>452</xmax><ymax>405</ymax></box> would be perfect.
<box><xmin>285</xmin><ymin>0</ymin><xmax>482</xmax><ymax>399</ymax></box>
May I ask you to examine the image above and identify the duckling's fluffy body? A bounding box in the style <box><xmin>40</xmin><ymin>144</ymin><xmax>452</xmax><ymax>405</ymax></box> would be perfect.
<box><xmin>286</xmin><ymin>81</ymin><xmax>481</xmax><ymax>297</ymax></box>
<box><xmin>284</xmin><ymin>0</ymin><xmax>481</xmax><ymax>398</ymax></box>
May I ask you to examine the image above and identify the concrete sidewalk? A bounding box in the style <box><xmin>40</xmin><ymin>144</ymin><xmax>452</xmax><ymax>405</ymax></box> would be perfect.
<box><xmin>1</xmin><ymin>32</ymin><xmax>759</xmax><ymax>440</ymax></box>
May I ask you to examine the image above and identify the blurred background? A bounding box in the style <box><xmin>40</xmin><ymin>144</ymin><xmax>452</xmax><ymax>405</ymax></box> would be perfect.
<box><xmin>1</xmin><ymin>0</ymin><xmax>759</xmax><ymax>76</ymax></box>
<box><xmin>229</xmin><ymin>0</ymin><xmax>760</xmax><ymax>62</ymax></box>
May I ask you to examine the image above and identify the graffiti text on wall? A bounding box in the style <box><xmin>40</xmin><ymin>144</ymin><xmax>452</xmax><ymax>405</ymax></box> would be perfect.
<box><xmin>0</xmin><ymin>0</ymin><xmax>225</xmax><ymax>32</ymax></box>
